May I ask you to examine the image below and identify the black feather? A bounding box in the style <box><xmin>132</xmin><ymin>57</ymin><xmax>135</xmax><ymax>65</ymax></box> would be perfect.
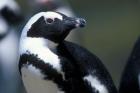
<box><xmin>57</xmin><ymin>41</ymin><xmax>118</xmax><ymax>93</ymax></box>
<box><xmin>119</xmin><ymin>37</ymin><xmax>140</xmax><ymax>93</ymax></box>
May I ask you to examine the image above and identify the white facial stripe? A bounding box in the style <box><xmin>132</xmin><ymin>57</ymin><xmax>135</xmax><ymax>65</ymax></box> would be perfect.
<box><xmin>21</xmin><ymin>12</ymin><xmax>45</xmax><ymax>38</ymax></box>
<box><xmin>84</xmin><ymin>75</ymin><xmax>108</xmax><ymax>93</ymax></box>
<box><xmin>44</xmin><ymin>11</ymin><xmax>63</xmax><ymax>21</ymax></box>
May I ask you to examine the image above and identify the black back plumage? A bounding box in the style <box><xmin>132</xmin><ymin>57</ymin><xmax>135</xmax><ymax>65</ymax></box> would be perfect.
<box><xmin>57</xmin><ymin>41</ymin><xmax>118</xmax><ymax>93</ymax></box>
<box><xmin>19</xmin><ymin>40</ymin><xmax>118</xmax><ymax>93</ymax></box>
<box><xmin>119</xmin><ymin>37</ymin><xmax>140</xmax><ymax>93</ymax></box>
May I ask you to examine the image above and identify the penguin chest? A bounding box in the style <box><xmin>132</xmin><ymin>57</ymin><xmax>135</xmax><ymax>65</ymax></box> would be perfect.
<box><xmin>20</xmin><ymin>46</ymin><xmax>65</xmax><ymax>93</ymax></box>
<box><xmin>21</xmin><ymin>64</ymin><xmax>64</xmax><ymax>93</ymax></box>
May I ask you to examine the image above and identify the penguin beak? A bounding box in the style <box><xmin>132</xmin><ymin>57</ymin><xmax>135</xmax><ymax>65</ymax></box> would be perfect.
<box><xmin>59</xmin><ymin>17</ymin><xmax>86</xmax><ymax>42</ymax></box>
<box><xmin>64</xmin><ymin>17</ymin><xmax>86</xmax><ymax>30</ymax></box>
<box><xmin>75</xmin><ymin>18</ymin><xmax>86</xmax><ymax>28</ymax></box>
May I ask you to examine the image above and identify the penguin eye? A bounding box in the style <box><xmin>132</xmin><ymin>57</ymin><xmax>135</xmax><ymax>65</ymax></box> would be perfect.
<box><xmin>46</xmin><ymin>18</ymin><xmax>54</xmax><ymax>24</ymax></box>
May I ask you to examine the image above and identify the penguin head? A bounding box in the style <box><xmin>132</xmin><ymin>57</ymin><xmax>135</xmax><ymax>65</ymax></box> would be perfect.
<box><xmin>0</xmin><ymin>0</ymin><xmax>23</xmax><ymax>25</ymax></box>
<box><xmin>24</xmin><ymin>11</ymin><xmax>86</xmax><ymax>43</ymax></box>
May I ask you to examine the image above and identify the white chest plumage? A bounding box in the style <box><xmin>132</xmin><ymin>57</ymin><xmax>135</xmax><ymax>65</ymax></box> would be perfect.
<box><xmin>20</xmin><ymin>37</ymin><xmax>62</xmax><ymax>72</ymax></box>
<box><xmin>20</xmin><ymin>37</ymin><xmax>64</xmax><ymax>93</ymax></box>
<box><xmin>21</xmin><ymin>65</ymin><xmax>64</xmax><ymax>93</ymax></box>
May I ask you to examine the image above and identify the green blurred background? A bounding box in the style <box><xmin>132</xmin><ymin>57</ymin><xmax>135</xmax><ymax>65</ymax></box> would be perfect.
<box><xmin>18</xmin><ymin>0</ymin><xmax>140</xmax><ymax>88</ymax></box>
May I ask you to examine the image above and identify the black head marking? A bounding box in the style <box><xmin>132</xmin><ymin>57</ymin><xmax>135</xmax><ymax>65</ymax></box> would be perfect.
<box><xmin>27</xmin><ymin>12</ymin><xmax>86</xmax><ymax>43</ymax></box>
<box><xmin>27</xmin><ymin>16</ymin><xmax>70</xmax><ymax>43</ymax></box>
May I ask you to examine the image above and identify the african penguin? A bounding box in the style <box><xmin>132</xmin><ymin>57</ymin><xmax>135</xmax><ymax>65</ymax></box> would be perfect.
<box><xmin>119</xmin><ymin>37</ymin><xmax>140</xmax><ymax>93</ymax></box>
<box><xmin>0</xmin><ymin>0</ymin><xmax>24</xmax><ymax>93</ymax></box>
<box><xmin>19</xmin><ymin>11</ymin><xmax>118</xmax><ymax>93</ymax></box>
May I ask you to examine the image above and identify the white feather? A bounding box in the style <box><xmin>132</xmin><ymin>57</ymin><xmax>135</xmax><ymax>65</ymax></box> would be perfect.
<box><xmin>21</xmin><ymin>64</ymin><xmax>64</xmax><ymax>93</ymax></box>
<box><xmin>84</xmin><ymin>75</ymin><xmax>108</xmax><ymax>93</ymax></box>
<box><xmin>20</xmin><ymin>12</ymin><xmax>66</xmax><ymax>93</ymax></box>
<box><xmin>20</xmin><ymin>37</ymin><xmax>62</xmax><ymax>73</ymax></box>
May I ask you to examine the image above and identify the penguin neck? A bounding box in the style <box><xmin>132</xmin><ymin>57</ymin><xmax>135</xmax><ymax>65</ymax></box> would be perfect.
<box><xmin>45</xmin><ymin>38</ymin><xmax>58</xmax><ymax>50</ymax></box>
<box><xmin>20</xmin><ymin>37</ymin><xmax>58</xmax><ymax>54</ymax></box>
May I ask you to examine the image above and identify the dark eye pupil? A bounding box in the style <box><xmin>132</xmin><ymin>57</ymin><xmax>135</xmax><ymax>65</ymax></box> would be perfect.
<box><xmin>46</xmin><ymin>18</ymin><xmax>53</xmax><ymax>23</ymax></box>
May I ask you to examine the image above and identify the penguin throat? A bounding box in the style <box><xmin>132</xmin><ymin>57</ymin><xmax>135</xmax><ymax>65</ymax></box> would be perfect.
<box><xmin>20</xmin><ymin>37</ymin><xmax>58</xmax><ymax>55</ymax></box>
<box><xmin>46</xmin><ymin>38</ymin><xmax>58</xmax><ymax>50</ymax></box>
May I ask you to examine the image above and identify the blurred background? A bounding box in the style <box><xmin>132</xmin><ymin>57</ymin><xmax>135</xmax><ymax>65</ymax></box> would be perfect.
<box><xmin>1</xmin><ymin>0</ymin><xmax>140</xmax><ymax>93</ymax></box>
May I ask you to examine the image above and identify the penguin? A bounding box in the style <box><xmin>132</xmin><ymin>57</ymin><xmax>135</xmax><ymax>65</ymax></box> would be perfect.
<box><xmin>119</xmin><ymin>37</ymin><xmax>140</xmax><ymax>93</ymax></box>
<box><xmin>0</xmin><ymin>0</ymin><xmax>24</xmax><ymax>93</ymax></box>
<box><xmin>19</xmin><ymin>11</ymin><xmax>118</xmax><ymax>93</ymax></box>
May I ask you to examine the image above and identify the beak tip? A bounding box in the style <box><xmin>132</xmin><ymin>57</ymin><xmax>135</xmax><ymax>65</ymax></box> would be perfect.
<box><xmin>76</xmin><ymin>18</ymin><xmax>86</xmax><ymax>28</ymax></box>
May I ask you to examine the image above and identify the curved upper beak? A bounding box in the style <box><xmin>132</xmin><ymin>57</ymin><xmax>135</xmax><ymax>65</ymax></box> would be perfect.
<box><xmin>59</xmin><ymin>17</ymin><xmax>86</xmax><ymax>42</ymax></box>
<box><xmin>64</xmin><ymin>17</ymin><xmax>86</xmax><ymax>30</ymax></box>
